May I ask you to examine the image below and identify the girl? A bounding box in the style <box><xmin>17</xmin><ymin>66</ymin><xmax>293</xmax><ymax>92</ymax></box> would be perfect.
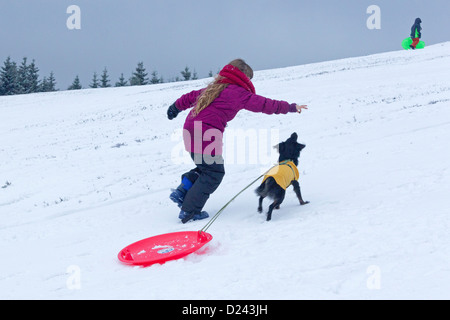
<box><xmin>167</xmin><ymin>59</ymin><xmax>307</xmax><ymax>223</ymax></box>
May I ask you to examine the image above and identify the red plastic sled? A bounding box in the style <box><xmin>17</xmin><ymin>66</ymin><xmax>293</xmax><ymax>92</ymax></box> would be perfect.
<box><xmin>118</xmin><ymin>231</ymin><xmax>213</xmax><ymax>267</ymax></box>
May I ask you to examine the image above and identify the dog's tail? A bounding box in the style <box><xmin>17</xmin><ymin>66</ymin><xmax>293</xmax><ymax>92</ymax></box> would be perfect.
<box><xmin>255</xmin><ymin>177</ymin><xmax>277</xmax><ymax>198</ymax></box>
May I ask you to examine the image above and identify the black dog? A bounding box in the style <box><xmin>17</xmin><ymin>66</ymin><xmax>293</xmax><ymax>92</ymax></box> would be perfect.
<box><xmin>256</xmin><ymin>133</ymin><xmax>309</xmax><ymax>221</ymax></box>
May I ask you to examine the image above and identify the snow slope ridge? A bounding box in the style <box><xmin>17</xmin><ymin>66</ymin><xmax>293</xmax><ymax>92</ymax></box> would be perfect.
<box><xmin>1</xmin><ymin>42</ymin><xmax>450</xmax><ymax>299</ymax></box>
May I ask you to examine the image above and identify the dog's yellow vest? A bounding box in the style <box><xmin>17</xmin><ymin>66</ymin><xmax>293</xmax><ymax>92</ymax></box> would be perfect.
<box><xmin>262</xmin><ymin>161</ymin><xmax>300</xmax><ymax>190</ymax></box>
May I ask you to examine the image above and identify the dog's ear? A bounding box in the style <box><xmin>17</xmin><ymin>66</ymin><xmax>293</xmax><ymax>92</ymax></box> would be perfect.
<box><xmin>295</xmin><ymin>143</ymin><xmax>306</xmax><ymax>154</ymax></box>
<box><xmin>290</xmin><ymin>132</ymin><xmax>298</xmax><ymax>141</ymax></box>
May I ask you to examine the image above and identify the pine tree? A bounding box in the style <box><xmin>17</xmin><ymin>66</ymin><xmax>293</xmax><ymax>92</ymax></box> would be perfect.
<box><xmin>90</xmin><ymin>72</ymin><xmax>100</xmax><ymax>88</ymax></box>
<box><xmin>27</xmin><ymin>59</ymin><xmax>40</xmax><ymax>93</ymax></box>
<box><xmin>181</xmin><ymin>66</ymin><xmax>191</xmax><ymax>81</ymax></box>
<box><xmin>68</xmin><ymin>75</ymin><xmax>82</xmax><ymax>90</ymax></box>
<box><xmin>17</xmin><ymin>57</ymin><xmax>31</xmax><ymax>94</ymax></box>
<box><xmin>0</xmin><ymin>56</ymin><xmax>18</xmax><ymax>95</ymax></box>
<box><xmin>47</xmin><ymin>72</ymin><xmax>57</xmax><ymax>91</ymax></box>
<box><xmin>115</xmin><ymin>73</ymin><xmax>128</xmax><ymax>87</ymax></box>
<box><xmin>130</xmin><ymin>62</ymin><xmax>149</xmax><ymax>86</ymax></box>
<box><xmin>100</xmin><ymin>68</ymin><xmax>111</xmax><ymax>88</ymax></box>
<box><xmin>192</xmin><ymin>69</ymin><xmax>198</xmax><ymax>80</ymax></box>
<box><xmin>41</xmin><ymin>77</ymin><xmax>48</xmax><ymax>92</ymax></box>
<box><xmin>150</xmin><ymin>70</ymin><xmax>163</xmax><ymax>84</ymax></box>
<box><xmin>14</xmin><ymin>58</ymin><xmax>40</xmax><ymax>94</ymax></box>
<box><xmin>40</xmin><ymin>72</ymin><xmax>57</xmax><ymax>92</ymax></box>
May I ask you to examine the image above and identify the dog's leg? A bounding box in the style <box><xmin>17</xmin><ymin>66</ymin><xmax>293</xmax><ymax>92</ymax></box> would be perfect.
<box><xmin>258</xmin><ymin>197</ymin><xmax>264</xmax><ymax>213</ymax></box>
<box><xmin>267</xmin><ymin>193</ymin><xmax>285</xmax><ymax>221</ymax></box>
<box><xmin>291</xmin><ymin>180</ymin><xmax>309</xmax><ymax>205</ymax></box>
<box><xmin>267</xmin><ymin>201</ymin><xmax>277</xmax><ymax>221</ymax></box>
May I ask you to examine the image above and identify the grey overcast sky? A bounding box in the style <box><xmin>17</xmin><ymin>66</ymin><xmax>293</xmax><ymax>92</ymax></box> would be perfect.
<box><xmin>1</xmin><ymin>0</ymin><xmax>449</xmax><ymax>89</ymax></box>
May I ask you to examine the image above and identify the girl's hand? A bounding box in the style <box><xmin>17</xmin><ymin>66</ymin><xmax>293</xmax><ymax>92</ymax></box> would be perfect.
<box><xmin>167</xmin><ymin>103</ymin><xmax>180</xmax><ymax>120</ymax></box>
<box><xmin>296</xmin><ymin>104</ymin><xmax>308</xmax><ymax>113</ymax></box>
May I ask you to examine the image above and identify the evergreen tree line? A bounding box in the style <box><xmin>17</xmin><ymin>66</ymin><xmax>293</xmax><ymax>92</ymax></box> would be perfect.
<box><xmin>0</xmin><ymin>57</ymin><xmax>56</xmax><ymax>96</ymax></box>
<box><xmin>71</xmin><ymin>63</ymin><xmax>201</xmax><ymax>90</ymax></box>
<box><xmin>0</xmin><ymin>56</ymin><xmax>209</xmax><ymax>96</ymax></box>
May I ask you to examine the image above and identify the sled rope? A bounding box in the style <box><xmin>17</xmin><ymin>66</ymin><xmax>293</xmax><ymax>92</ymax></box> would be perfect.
<box><xmin>199</xmin><ymin>173</ymin><xmax>265</xmax><ymax>232</ymax></box>
<box><xmin>199</xmin><ymin>163</ymin><xmax>283</xmax><ymax>233</ymax></box>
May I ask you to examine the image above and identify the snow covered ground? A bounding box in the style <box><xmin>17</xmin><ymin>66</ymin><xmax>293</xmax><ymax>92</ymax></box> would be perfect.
<box><xmin>1</xmin><ymin>42</ymin><xmax>450</xmax><ymax>300</ymax></box>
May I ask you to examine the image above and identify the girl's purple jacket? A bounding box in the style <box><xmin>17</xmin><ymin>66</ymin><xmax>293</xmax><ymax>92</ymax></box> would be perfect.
<box><xmin>175</xmin><ymin>84</ymin><xmax>298</xmax><ymax>156</ymax></box>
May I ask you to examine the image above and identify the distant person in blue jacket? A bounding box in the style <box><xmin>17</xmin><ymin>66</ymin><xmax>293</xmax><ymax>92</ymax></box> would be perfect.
<box><xmin>410</xmin><ymin>18</ymin><xmax>422</xmax><ymax>50</ymax></box>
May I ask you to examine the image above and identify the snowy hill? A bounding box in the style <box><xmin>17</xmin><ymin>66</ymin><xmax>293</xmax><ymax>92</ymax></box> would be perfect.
<box><xmin>1</xmin><ymin>42</ymin><xmax>450</xmax><ymax>299</ymax></box>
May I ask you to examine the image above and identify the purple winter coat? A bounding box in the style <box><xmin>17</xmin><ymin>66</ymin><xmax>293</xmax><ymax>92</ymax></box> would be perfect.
<box><xmin>175</xmin><ymin>84</ymin><xmax>298</xmax><ymax>156</ymax></box>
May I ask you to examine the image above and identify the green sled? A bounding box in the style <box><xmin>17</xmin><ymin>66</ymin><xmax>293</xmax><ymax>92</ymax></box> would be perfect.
<box><xmin>402</xmin><ymin>37</ymin><xmax>425</xmax><ymax>50</ymax></box>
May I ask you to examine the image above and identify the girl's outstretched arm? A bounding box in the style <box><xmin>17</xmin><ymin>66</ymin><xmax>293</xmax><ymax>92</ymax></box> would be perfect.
<box><xmin>175</xmin><ymin>89</ymin><xmax>204</xmax><ymax>111</ymax></box>
<box><xmin>243</xmin><ymin>90</ymin><xmax>307</xmax><ymax>115</ymax></box>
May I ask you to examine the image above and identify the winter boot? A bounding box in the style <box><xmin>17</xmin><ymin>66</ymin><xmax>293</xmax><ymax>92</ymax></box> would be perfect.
<box><xmin>178</xmin><ymin>210</ymin><xmax>209</xmax><ymax>223</ymax></box>
<box><xmin>169</xmin><ymin>176</ymin><xmax>194</xmax><ymax>208</ymax></box>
